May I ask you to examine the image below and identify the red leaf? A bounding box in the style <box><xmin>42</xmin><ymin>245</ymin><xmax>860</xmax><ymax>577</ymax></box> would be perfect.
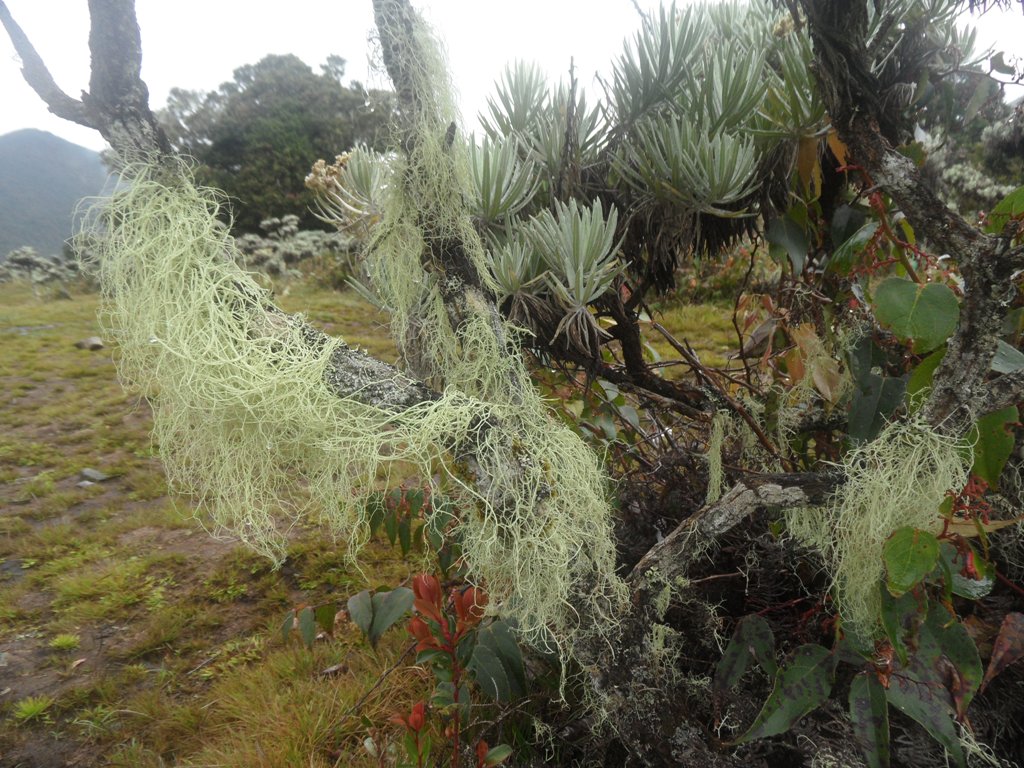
<box><xmin>412</xmin><ymin>574</ymin><xmax>444</xmax><ymax>622</ymax></box>
<box><xmin>408</xmin><ymin>616</ymin><xmax>437</xmax><ymax>652</ymax></box>
<box><xmin>476</xmin><ymin>739</ymin><xmax>490</xmax><ymax>768</ymax></box>
<box><xmin>408</xmin><ymin>700</ymin><xmax>426</xmax><ymax>732</ymax></box>
<box><xmin>981</xmin><ymin>612</ymin><xmax>1024</xmax><ymax>692</ymax></box>
<box><xmin>455</xmin><ymin>586</ymin><xmax>488</xmax><ymax>626</ymax></box>
<box><xmin>413</xmin><ymin>574</ymin><xmax>442</xmax><ymax>605</ymax></box>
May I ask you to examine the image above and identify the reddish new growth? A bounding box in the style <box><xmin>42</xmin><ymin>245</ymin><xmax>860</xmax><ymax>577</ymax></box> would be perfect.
<box><xmin>399</xmin><ymin>574</ymin><xmax>490</xmax><ymax>768</ymax></box>
<box><xmin>943</xmin><ymin>475</ymin><xmax>993</xmax><ymax>530</ymax></box>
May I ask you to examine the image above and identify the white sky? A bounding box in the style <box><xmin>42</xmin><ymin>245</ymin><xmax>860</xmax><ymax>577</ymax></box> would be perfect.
<box><xmin>1</xmin><ymin>1</ymin><xmax>1023</xmax><ymax>153</ymax></box>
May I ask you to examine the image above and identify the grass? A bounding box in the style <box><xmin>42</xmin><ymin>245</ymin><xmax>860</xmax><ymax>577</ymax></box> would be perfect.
<box><xmin>49</xmin><ymin>633</ymin><xmax>82</xmax><ymax>651</ymax></box>
<box><xmin>12</xmin><ymin>695</ymin><xmax>55</xmax><ymax>724</ymax></box>
<box><xmin>0</xmin><ymin>275</ymin><xmax>735</xmax><ymax>766</ymax></box>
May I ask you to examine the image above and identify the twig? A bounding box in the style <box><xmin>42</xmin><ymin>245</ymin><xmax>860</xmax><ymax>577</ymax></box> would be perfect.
<box><xmin>342</xmin><ymin>641</ymin><xmax>418</xmax><ymax>720</ymax></box>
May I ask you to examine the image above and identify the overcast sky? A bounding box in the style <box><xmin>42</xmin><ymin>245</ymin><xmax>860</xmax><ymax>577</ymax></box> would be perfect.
<box><xmin>2</xmin><ymin>1</ymin><xmax>1022</xmax><ymax>152</ymax></box>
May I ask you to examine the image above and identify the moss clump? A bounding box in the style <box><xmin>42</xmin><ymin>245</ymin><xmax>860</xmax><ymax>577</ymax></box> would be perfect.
<box><xmin>787</xmin><ymin>418</ymin><xmax>970</xmax><ymax>638</ymax></box>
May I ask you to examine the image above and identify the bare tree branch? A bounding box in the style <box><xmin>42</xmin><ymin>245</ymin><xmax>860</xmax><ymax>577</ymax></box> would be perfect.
<box><xmin>0</xmin><ymin>0</ymin><xmax>170</xmax><ymax>158</ymax></box>
<box><xmin>0</xmin><ymin>0</ymin><xmax>93</xmax><ymax>126</ymax></box>
<box><xmin>629</xmin><ymin>471</ymin><xmax>841</xmax><ymax>588</ymax></box>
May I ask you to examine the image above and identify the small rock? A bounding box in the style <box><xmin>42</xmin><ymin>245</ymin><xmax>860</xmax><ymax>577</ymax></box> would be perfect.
<box><xmin>79</xmin><ymin>468</ymin><xmax>110</xmax><ymax>482</ymax></box>
<box><xmin>76</xmin><ymin>480</ymin><xmax>95</xmax><ymax>488</ymax></box>
<box><xmin>74</xmin><ymin>336</ymin><xmax>104</xmax><ymax>351</ymax></box>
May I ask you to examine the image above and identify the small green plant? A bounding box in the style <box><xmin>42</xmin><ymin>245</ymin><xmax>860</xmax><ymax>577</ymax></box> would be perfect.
<box><xmin>49</xmin><ymin>632</ymin><xmax>81</xmax><ymax>651</ymax></box>
<box><xmin>12</xmin><ymin>694</ymin><xmax>54</xmax><ymax>724</ymax></box>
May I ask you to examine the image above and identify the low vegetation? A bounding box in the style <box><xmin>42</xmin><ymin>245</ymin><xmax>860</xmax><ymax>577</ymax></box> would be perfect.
<box><xmin>0</xmin><ymin>277</ymin><xmax>737</xmax><ymax>765</ymax></box>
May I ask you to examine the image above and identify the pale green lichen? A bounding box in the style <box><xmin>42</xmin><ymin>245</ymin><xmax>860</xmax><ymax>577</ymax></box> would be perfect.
<box><xmin>787</xmin><ymin>418</ymin><xmax>971</xmax><ymax>638</ymax></box>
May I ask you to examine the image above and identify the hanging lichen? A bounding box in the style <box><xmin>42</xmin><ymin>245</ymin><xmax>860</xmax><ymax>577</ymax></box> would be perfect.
<box><xmin>786</xmin><ymin>418</ymin><xmax>971</xmax><ymax>638</ymax></box>
<box><xmin>85</xmin><ymin>1</ymin><xmax>628</xmax><ymax>667</ymax></box>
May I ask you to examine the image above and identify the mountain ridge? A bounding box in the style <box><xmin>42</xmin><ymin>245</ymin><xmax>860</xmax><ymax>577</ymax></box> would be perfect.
<box><xmin>0</xmin><ymin>129</ymin><xmax>109</xmax><ymax>259</ymax></box>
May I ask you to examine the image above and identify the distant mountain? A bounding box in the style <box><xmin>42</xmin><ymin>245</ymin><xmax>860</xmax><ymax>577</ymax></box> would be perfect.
<box><xmin>0</xmin><ymin>129</ymin><xmax>109</xmax><ymax>259</ymax></box>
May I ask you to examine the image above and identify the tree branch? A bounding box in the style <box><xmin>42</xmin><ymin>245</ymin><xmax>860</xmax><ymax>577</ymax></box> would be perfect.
<box><xmin>0</xmin><ymin>0</ymin><xmax>93</xmax><ymax>126</ymax></box>
<box><xmin>628</xmin><ymin>471</ymin><xmax>841</xmax><ymax>588</ymax></box>
<box><xmin>800</xmin><ymin>0</ymin><xmax>1020</xmax><ymax>434</ymax></box>
<box><xmin>0</xmin><ymin>0</ymin><xmax>170</xmax><ymax>158</ymax></box>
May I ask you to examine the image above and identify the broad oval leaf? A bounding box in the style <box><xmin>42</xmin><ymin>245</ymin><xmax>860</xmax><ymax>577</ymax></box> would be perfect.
<box><xmin>907</xmin><ymin>347</ymin><xmax>946</xmax><ymax>408</ymax></box>
<box><xmin>984</xmin><ymin>186</ymin><xmax>1024</xmax><ymax>235</ymax></box>
<box><xmin>298</xmin><ymin>606</ymin><xmax>317</xmax><ymax>649</ymax></box>
<box><xmin>714</xmin><ymin>615</ymin><xmax>776</xmax><ymax>701</ymax></box>
<box><xmin>872</xmin><ymin>279</ymin><xmax>959</xmax><ymax>354</ymax></box>
<box><xmin>991</xmin><ymin>339</ymin><xmax>1024</xmax><ymax>374</ymax></box>
<box><xmin>314</xmin><ymin>602</ymin><xmax>338</xmax><ymax>636</ymax></box>
<box><xmin>468</xmin><ymin>642</ymin><xmax>512</xmax><ymax>701</ymax></box>
<box><xmin>885</xmin><ymin>668</ymin><xmax>964</xmax><ymax>768</ymax></box>
<box><xmin>849</xmin><ymin>673</ymin><xmax>890</xmax><ymax>768</ymax></box>
<box><xmin>347</xmin><ymin>590</ymin><xmax>373</xmax><ymax>641</ymax></box>
<box><xmin>368</xmin><ymin>587</ymin><xmax>414</xmax><ymax>647</ymax></box>
<box><xmin>968</xmin><ymin>406</ymin><xmax>1018</xmax><ymax>490</ymax></box>
<box><xmin>476</xmin><ymin>620</ymin><xmax>527</xmax><ymax>696</ymax></box>
<box><xmin>921</xmin><ymin>605</ymin><xmax>982</xmax><ymax>719</ymax></box>
<box><xmin>884</xmin><ymin>527</ymin><xmax>940</xmax><ymax>596</ymax></box>
<box><xmin>766</xmin><ymin>216</ymin><xmax>809</xmax><ymax>274</ymax></box>
<box><xmin>732</xmin><ymin>644</ymin><xmax>836</xmax><ymax>744</ymax></box>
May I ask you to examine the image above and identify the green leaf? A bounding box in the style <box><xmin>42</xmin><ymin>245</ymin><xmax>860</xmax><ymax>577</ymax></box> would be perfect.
<box><xmin>733</xmin><ymin>644</ymin><xmax>836</xmax><ymax>744</ymax></box>
<box><xmin>991</xmin><ymin>340</ymin><xmax>1024</xmax><ymax>374</ymax></box>
<box><xmin>1001</xmin><ymin>307</ymin><xmax>1024</xmax><ymax>337</ymax></box>
<box><xmin>383</xmin><ymin>506</ymin><xmax>399</xmax><ymax>545</ymax></box>
<box><xmin>939</xmin><ymin>541</ymin><xmax>994</xmax><ymax>600</ymax></box>
<box><xmin>298</xmin><ymin>606</ymin><xmax>317</xmax><ymax>649</ymax></box>
<box><xmin>398</xmin><ymin>515</ymin><xmax>412</xmax><ymax>555</ymax></box>
<box><xmin>968</xmin><ymin>406</ymin><xmax>1018</xmax><ymax>489</ymax></box>
<box><xmin>848</xmin><ymin>372</ymin><xmax>906</xmax><ymax>443</ymax></box>
<box><xmin>849</xmin><ymin>673</ymin><xmax>890</xmax><ymax>768</ymax></box>
<box><xmin>468</xmin><ymin>642</ymin><xmax>512</xmax><ymax>701</ymax></box>
<box><xmin>347</xmin><ymin>590</ymin><xmax>373</xmax><ymax>641</ymax></box>
<box><xmin>476</xmin><ymin>621</ymin><xmax>527</xmax><ymax>696</ymax></box>
<box><xmin>907</xmin><ymin>347</ymin><xmax>946</xmax><ymax>408</ymax></box>
<box><xmin>714</xmin><ymin>615</ymin><xmax>777</xmax><ymax>700</ymax></box>
<box><xmin>368</xmin><ymin>587</ymin><xmax>414</xmax><ymax>647</ymax></box>
<box><xmin>281</xmin><ymin>610</ymin><xmax>295</xmax><ymax>644</ymax></box>
<box><xmin>885</xmin><ymin>666</ymin><xmax>964</xmax><ymax>767</ymax></box>
<box><xmin>991</xmin><ymin>52</ymin><xmax>1016</xmax><ymax>76</ymax></box>
<box><xmin>483</xmin><ymin>744</ymin><xmax>514</xmax><ymax>767</ymax></box>
<box><xmin>827</xmin><ymin>220</ymin><xmax>878</xmax><ymax>276</ymax></box>
<box><xmin>831</xmin><ymin>204</ymin><xmax>867</xmax><ymax>249</ymax></box>
<box><xmin>925</xmin><ymin>604</ymin><xmax>983</xmax><ymax>718</ymax></box>
<box><xmin>365</xmin><ymin>494</ymin><xmax>386</xmax><ymax>537</ymax></box>
<box><xmin>314</xmin><ymin>603</ymin><xmax>337</xmax><ymax>636</ymax></box>
<box><xmin>432</xmin><ymin>680</ymin><xmax>456</xmax><ymax>707</ymax></box>
<box><xmin>766</xmin><ymin>216</ymin><xmax>809</xmax><ymax>274</ymax></box>
<box><xmin>984</xmin><ymin>186</ymin><xmax>1024</xmax><ymax>235</ymax></box>
<box><xmin>879</xmin><ymin>584</ymin><xmax>926</xmax><ymax>667</ymax></box>
<box><xmin>896</xmin><ymin>141</ymin><xmax>927</xmax><ymax>167</ymax></box>
<box><xmin>872</xmin><ymin>279</ymin><xmax>959</xmax><ymax>354</ymax></box>
<box><xmin>883</xmin><ymin>528</ymin><xmax>940</xmax><ymax>596</ymax></box>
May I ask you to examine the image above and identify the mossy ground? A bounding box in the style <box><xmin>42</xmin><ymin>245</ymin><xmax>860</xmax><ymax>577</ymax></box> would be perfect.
<box><xmin>0</xmin><ymin>278</ymin><xmax>733</xmax><ymax>767</ymax></box>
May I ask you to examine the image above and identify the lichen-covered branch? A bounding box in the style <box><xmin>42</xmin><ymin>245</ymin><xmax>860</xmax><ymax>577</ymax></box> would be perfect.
<box><xmin>629</xmin><ymin>471</ymin><xmax>841</xmax><ymax>588</ymax></box>
<box><xmin>799</xmin><ymin>0</ymin><xmax>1023</xmax><ymax>435</ymax></box>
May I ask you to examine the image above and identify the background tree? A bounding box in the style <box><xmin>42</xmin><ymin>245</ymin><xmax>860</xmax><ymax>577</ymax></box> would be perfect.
<box><xmin>158</xmin><ymin>53</ymin><xmax>394</xmax><ymax>232</ymax></box>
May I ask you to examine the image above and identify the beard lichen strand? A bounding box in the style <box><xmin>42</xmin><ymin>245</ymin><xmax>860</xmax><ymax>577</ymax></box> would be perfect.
<box><xmin>786</xmin><ymin>418</ymin><xmax>971</xmax><ymax>639</ymax></box>
<box><xmin>91</xmin><ymin>162</ymin><xmax>626</xmax><ymax>667</ymax></box>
